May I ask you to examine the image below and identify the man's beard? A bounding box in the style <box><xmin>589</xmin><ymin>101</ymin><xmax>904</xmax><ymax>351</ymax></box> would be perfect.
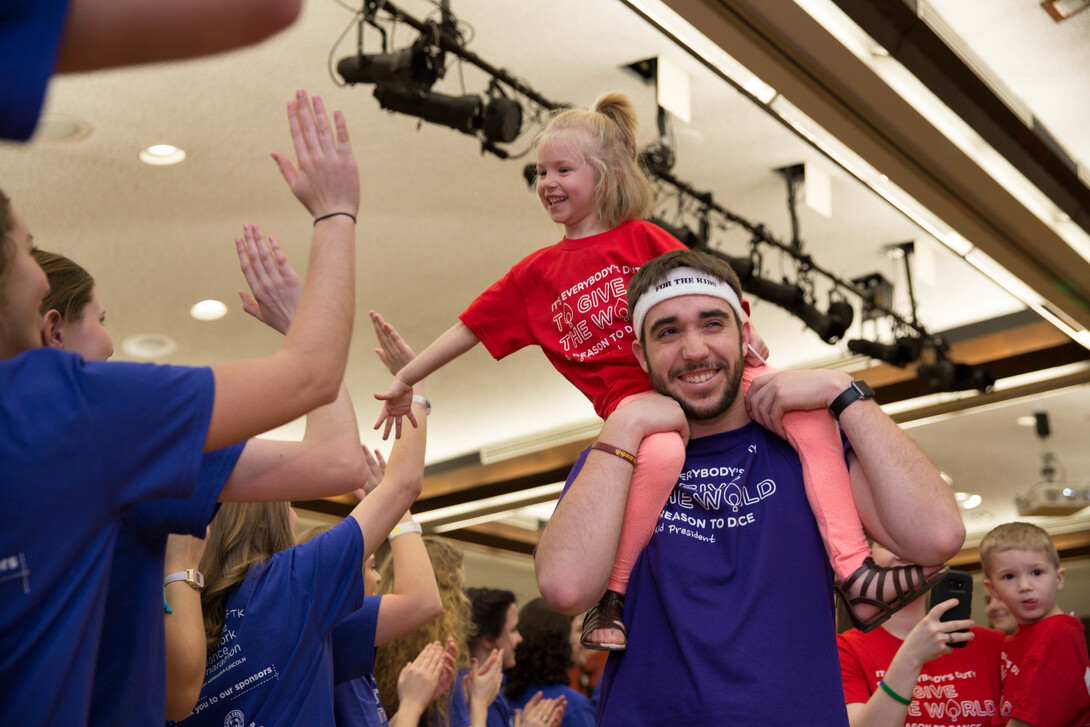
<box><xmin>646</xmin><ymin>351</ymin><xmax>744</xmax><ymax>421</ymax></box>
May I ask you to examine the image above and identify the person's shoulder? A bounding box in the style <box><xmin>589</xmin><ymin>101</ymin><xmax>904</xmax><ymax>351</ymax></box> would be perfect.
<box><xmin>623</xmin><ymin>219</ymin><xmax>686</xmax><ymax>248</ymax></box>
<box><xmin>836</xmin><ymin>625</ymin><xmax>888</xmax><ymax>651</ymax></box>
<box><xmin>969</xmin><ymin>625</ymin><xmax>1007</xmax><ymax>654</ymax></box>
<box><xmin>2</xmin><ymin>346</ymin><xmax>74</xmax><ymax>374</ymax></box>
<box><xmin>1036</xmin><ymin>613</ymin><xmax>1088</xmax><ymax>649</ymax></box>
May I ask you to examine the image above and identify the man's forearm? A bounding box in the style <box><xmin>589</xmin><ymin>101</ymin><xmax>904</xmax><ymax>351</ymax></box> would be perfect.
<box><xmin>840</xmin><ymin>401</ymin><xmax>964</xmax><ymax>563</ymax></box>
<box><xmin>536</xmin><ymin>411</ymin><xmax>647</xmax><ymax>615</ymax></box>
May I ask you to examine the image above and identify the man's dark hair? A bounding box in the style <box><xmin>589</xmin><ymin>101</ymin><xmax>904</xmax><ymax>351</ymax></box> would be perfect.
<box><xmin>466</xmin><ymin>587</ymin><xmax>517</xmax><ymax>645</ymax></box>
<box><xmin>627</xmin><ymin>248</ymin><xmax>744</xmax><ymax>342</ymax></box>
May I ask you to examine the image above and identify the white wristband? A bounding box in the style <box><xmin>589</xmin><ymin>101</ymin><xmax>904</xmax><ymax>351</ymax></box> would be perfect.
<box><xmin>412</xmin><ymin>395</ymin><xmax>431</xmax><ymax>415</ymax></box>
<box><xmin>388</xmin><ymin>521</ymin><xmax>423</xmax><ymax>541</ymax></box>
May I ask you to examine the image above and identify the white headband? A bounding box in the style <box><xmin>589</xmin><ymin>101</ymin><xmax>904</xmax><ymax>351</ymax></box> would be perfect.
<box><xmin>631</xmin><ymin>266</ymin><xmax>744</xmax><ymax>339</ymax></box>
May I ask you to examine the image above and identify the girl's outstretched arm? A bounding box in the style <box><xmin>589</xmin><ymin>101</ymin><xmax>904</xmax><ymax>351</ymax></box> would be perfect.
<box><xmin>373</xmin><ymin>319</ymin><xmax>479</xmax><ymax>439</ymax></box>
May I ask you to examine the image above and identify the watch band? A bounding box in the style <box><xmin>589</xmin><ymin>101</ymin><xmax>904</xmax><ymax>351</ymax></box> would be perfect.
<box><xmin>828</xmin><ymin>380</ymin><xmax>875</xmax><ymax>420</ymax></box>
<box><xmin>388</xmin><ymin>521</ymin><xmax>423</xmax><ymax>542</ymax></box>
<box><xmin>163</xmin><ymin>568</ymin><xmax>205</xmax><ymax>592</ymax></box>
<box><xmin>412</xmin><ymin>395</ymin><xmax>432</xmax><ymax>415</ymax></box>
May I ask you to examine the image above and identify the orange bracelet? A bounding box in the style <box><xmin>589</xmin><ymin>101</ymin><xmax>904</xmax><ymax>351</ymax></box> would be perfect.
<box><xmin>590</xmin><ymin>441</ymin><xmax>637</xmax><ymax>466</ymax></box>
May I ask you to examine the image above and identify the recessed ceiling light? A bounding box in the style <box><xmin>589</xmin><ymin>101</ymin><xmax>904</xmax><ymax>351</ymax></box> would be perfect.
<box><xmin>954</xmin><ymin>492</ymin><xmax>982</xmax><ymax>509</ymax></box>
<box><xmin>190</xmin><ymin>300</ymin><xmax>227</xmax><ymax>321</ymax></box>
<box><xmin>139</xmin><ymin>144</ymin><xmax>186</xmax><ymax>166</ymax></box>
<box><xmin>32</xmin><ymin>113</ymin><xmax>91</xmax><ymax>142</ymax></box>
<box><xmin>121</xmin><ymin>333</ymin><xmax>177</xmax><ymax>359</ymax></box>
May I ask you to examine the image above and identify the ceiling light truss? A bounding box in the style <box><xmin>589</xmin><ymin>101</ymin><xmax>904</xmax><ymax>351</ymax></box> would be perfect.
<box><xmin>622</xmin><ymin>0</ymin><xmax>1090</xmax><ymax>352</ymax></box>
<box><xmin>335</xmin><ymin>0</ymin><xmax>996</xmax><ymax>391</ymax></box>
<box><xmin>334</xmin><ymin>0</ymin><xmax>567</xmax><ymax>158</ymax></box>
<box><xmin>643</xmin><ymin>154</ymin><xmax>994</xmax><ymax>392</ymax></box>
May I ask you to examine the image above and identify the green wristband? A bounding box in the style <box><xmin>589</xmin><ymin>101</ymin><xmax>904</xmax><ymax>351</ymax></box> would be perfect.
<box><xmin>878</xmin><ymin>679</ymin><xmax>913</xmax><ymax>705</ymax></box>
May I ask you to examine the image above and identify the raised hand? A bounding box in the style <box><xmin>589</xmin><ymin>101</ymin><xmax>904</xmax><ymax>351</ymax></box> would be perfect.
<box><xmin>397</xmin><ymin>641</ymin><xmax>445</xmax><ymax>711</ymax></box>
<box><xmin>235</xmin><ymin>223</ymin><xmax>302</xmax><ymax>335</ymax></box>
<box><xmin>374</xmin><ymin>378</ymin><xmax>416</xmax><ymax>441</ymax></box>
<box><xmin>902</xmin><ymin>598</ymin><xmax>976</xmax><ymax>665</ymax></box>
<box><xmin>434</xmin><ymin>637</ymin><xmax>457</xmax><ymax>701</ymax></box>
<box><xmin>371</xmin><ymin>310</ymin><xmax>417</xmax><ymax>375</ymax></box>
<box><xmin>464</xmin><ymin>648</ymin><xmax>503</xmax><ymax>711</ymax></box>
<box><xmin>271</xmin><ymin>90</ymin><xmax>359</xmax><ymax>220</ymax></box>
<box><xmin>353</xmin><ymin>444</ymin><xmax>388</xmax><ymax>498</ymax></box>
<box><xmin>514</xmin><ymin>692</ymin><xmax>567</xmax><ymax>727</ymax></box>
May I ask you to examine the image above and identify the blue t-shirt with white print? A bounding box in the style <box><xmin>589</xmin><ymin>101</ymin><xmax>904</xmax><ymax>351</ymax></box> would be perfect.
<box><xmin>172</xmin><ymin>516</ymin><xmax>365</xmax><ymax>727</ymax></box>
<box><xmin>0</xmin><ymin>348</ymin><xmax>214</xmax><ymax>726</ymax></box>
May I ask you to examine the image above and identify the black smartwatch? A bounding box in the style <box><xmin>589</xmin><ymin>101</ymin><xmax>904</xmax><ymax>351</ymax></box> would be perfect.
<box><xmin>828</xmin><ymin>380</ymin><xmax>875</xmax><ymax>420</ymax></box>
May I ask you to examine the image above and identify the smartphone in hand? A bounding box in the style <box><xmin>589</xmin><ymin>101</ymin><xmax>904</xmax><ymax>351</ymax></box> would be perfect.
<box><xmin>929</xmin><ymin>569</ymin><xmax>973</xmax><ymax>647</ymax></box>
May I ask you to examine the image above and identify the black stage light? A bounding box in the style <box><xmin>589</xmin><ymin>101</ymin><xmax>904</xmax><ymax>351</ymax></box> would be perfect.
<box><xmin>652</xmin><ymin>218</ymin><xmax>704</xmax><ymax>249</ymax></box>
<box><xmin>338</xmin><ymin>36</ymin><xmax>444</xmax><ymax>89</ymax></box>
<box><xmin>917</xmin><ymin>359</ymin><xmax>996</xmax><ymax>393</ymax></box>
<box><xmin>639</xmin><ymin>144</ymin><xmax>676</xmax><ymax>174</ymax></box>
<box><xmin>373</xmin><ymin>85</ymin><xmax>482</xmax><ymax>134</ymax></box>
<box><xmin>482</xmin><ymin>96</ymin><xmax>522</xmax><ymax>143</ymax></box>
<box><xmin>847</xmin><ymin>335</ymin><xmax>923</xmax><ymax>367</ymax></box>
<box><xmin>695</xmin><ymin>246</ymin><xmax>756</xmax><ymax>281</ymax></box>
<box><xmin>742</xmin><ymin>277</ymin><xmax>805</xmax><ymax>311</ymax></box>
<box><xmin>824</xmin><ymin>299</ymin><xmax>855</xmax><ymax>342</ymax></box>
<box><xmin>742</xmin><ymin>277</ymin><xmax>853</xmax><ymax>343</ymax></box>
<box><xmin>796</xmin><ymin>302</ymin><xmax>852</xmax><ymax>344</ymax></box>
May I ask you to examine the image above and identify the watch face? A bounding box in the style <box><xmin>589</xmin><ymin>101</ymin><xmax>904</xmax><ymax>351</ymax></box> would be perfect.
<box><xmin>188</xmin><ymin>569</ymin><xmax>205</xmax><ymax>590</ymax></box>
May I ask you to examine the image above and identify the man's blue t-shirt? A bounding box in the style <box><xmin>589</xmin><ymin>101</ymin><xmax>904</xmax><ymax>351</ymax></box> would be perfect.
<box><xmin>89</xmin><ymin>443</ymin><xmax>246</xmax><ymax>727</ymax></box>
<box><xmin>0</xmin><ymin>348</ymin><xmax>215</xmax><ymax>725</ymax></box>
<box><xmin>588</xmin><ymin>422</ymin><xmax>849</xmax><ymax>726</ymax></box>
<box><xmin>172</xmin><ymin>516</ymin><xmax>365</xmax><ymax>727</ymax></box>
<box><xmin>0</xmin><ymin>0</ymin><xmax>70</xmax><ymax>139</ymax></box>
<box><xmin>333</xmin><ymin>595</ymin><xmax>388</xmax><ymax>726</ymax></box>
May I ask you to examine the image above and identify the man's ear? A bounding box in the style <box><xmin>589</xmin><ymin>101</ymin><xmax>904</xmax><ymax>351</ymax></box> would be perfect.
<box><xmin>632</xmin><ymin>338</ymin><xmax>649</xmax><ymax>374</ymax></box>
<box><xmin>41</xmin><ymin>309</ymin><xmax>65</xmax><ymax>349</ymax></box>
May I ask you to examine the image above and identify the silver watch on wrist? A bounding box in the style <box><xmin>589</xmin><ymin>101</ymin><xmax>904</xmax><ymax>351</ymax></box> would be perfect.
<box><xmin>163</xmin><ymin>568</ymin><xmax>205</xmax><ymax>592</ymax></box>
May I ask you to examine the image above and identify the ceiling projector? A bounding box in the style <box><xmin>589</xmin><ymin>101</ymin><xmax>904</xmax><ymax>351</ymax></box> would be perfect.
<box><xmin>1015</xmin><ymin>483</ymin><xmax>1090</xmax><ymax>517</ymax></box>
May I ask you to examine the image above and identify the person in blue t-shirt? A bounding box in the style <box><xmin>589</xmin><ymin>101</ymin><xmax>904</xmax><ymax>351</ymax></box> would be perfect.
<box><xmin>467</xmin><ymin>588</ymin><xmax>523</xmax><ymax>727</ymax></box>
<box><xmin>535</xmin><ymin>249</ymin><xmax>967</xmax><ymax>726</ymax></box>
<box><xmin>31</xmin><ymin>241</ymin><xmax>375</xmax><ymax>726</ymax></box>
<box><xmin>376</xmin><ymin>537</ymin><xmax>511</xmax><ymax>727</ymax></box>
<box><xmin>0</xmin><ymin>91</ymin><xmax>365</xmax><ymax>727</ymax></box>
<box><xmin>172</xmin><ymin>356</ymin><xmax>429</xmax><ymax>727</ymax></box>
<box><xmin>1</xmin><ymin>0</ymin><xmax>304</xmax><ymax>141</ymax></box>
<box><xmin>505</xmin><ymin>598</ymin><xmax>593</xmax><ymax>727</ymax></box>
<box><xmin>466</xmin><ymin>588</ymin><xmax>569</xmax><ymax>727</ymax></box>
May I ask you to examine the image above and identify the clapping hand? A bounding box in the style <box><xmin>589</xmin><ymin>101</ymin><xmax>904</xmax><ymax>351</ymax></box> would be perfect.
<box><xmin>235</xmin><ymin>223</ymin><xmax>302</xmax><ymax>335</ymax></box>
